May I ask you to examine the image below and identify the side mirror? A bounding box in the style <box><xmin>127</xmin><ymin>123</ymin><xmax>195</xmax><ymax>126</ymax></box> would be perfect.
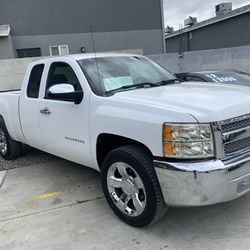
<box><xmin>48</xmin><ymin>84</ymin><xmax>83</xmax><ymax>104</ymax></box>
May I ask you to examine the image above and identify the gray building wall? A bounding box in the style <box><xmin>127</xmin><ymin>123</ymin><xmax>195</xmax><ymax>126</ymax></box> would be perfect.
<box><xmin>12</xmin><ymin>29</ymin><xmax>164</xmax><ymax>57</ymax></box>
<box><xmin>0</xmin><ymin>0</ymin><xmax>164</xmax><ymax>59</ymax></box>
<box><xmin>166</xmin><ymin>12</ymin><xmax>250</xmax><ymax>53</ymax></box>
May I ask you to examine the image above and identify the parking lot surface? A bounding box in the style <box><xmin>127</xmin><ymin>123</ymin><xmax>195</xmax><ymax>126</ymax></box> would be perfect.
<box><xmin>0</xmin><ymin>158</ymin><xmax>249</xmax><ymax>250</ymax></box>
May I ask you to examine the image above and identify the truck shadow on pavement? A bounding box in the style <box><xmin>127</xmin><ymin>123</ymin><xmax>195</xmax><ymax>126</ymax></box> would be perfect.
<box><xmin>147</xmin><ymin>193</ymin><xmax>250</xmax><ymax>241</ymax></box>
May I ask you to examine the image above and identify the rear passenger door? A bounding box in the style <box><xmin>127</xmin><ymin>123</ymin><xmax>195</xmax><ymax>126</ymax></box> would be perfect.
<box><xmin>20</xmin><ymin>64</ymin><xmax>44</xmax><ymax>148</ymax></box>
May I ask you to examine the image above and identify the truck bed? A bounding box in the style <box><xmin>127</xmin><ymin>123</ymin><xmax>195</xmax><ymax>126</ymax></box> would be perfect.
<box><xmin>0</xmin><ymin>89</ymin><xmax>23</xmax><ymax>142</ymax></box>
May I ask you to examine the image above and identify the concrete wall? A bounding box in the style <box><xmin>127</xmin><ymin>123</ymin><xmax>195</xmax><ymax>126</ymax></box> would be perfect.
<box><xmin>2</xmin><ymin>45</ymin><xmax>250</xmax><ymax>92</ymax></box>
<box><xmin>149</xmin><ymin>53</ymin><xmax>179</xmax><ymax>73</ymax></box>
<box><xmin>0</xmin><ymin>36</ymin><xmax>16</xmax><ymax>59</ymax></box>
<box><xmin>0</xmin><ymin>49</ymin><xmax>143</xmax><ymax>91</ymax></box>
<box><xmin>166</xmin><ymin>12</ymin><xmax>250</xmax><ymax>53</ymax></box>
<box><xmin>0</xmin><ymin>57</ymin><xmax>41</xmax><ymax>91</ymax></box>
<box><xmin>149</xmin><ymin>45</ymin><xmax>250</xmax><ymax>74</ymax></box>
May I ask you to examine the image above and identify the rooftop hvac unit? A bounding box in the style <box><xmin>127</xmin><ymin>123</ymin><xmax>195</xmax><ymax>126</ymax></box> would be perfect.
<box><xmin>0</xmin><ymin>24</ymin><xmax>10</xmax><ymax>37</ymax></box>
<box><xmin>215</xmin><ymin>3</ymin><xmax>232</xmax><ymax>16</ymax></box>
<box><xmin>184</xmin><ymin>16</ymin><xmax>197</xmax><ymax>27</ymax></box>
<box><xmin>165</xmin><ymin>26</ymin><xmax>174</xmax><ymax>34</ymax></box>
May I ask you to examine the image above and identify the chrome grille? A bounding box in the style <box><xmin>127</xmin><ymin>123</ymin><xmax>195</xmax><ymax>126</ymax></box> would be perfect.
<box><xmin>221</xmin><ymin>117</ymin><xmax>250</xmax><ymax>133</ymax></box>
<box><xmin>224</xmin><ymin>137</ymin><xmax>250</xmax><ymax>155</ymax></box>
<box><xmin>220</xmin><ymin>114</ymin><xmax>250</xmax><ymax>158</ymax></box>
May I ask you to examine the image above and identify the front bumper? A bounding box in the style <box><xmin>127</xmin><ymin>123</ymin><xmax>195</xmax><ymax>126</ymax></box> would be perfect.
<box><xmin>154</xmin><ymin>157</ymin><xmax>250</xmax><ymax>206</ymax></box>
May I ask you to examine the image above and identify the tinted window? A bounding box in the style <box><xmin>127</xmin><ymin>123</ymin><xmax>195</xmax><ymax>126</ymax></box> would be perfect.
<box><xmin>190</xmin><ymin>76</ymin><xmax>205</xmax><ymax>82</ymax></box>
<box><xmin>27</xmin><ymin>64</ymin><xmax>44</xmax><ymax>98</ymax></box>
<box><xmin>17</xmin><ymin>48</ymin><xmax>42</xmax><ymax>58</ymax></box>
<box><xmin>184</xmin><ymin>76</ymin><xmax>193</xmax><ymax>81</ymax></box>
<box><xmin>45</xmin><ymin>62</ymin><xmax>82</xmax><ymax>98</ymax></box>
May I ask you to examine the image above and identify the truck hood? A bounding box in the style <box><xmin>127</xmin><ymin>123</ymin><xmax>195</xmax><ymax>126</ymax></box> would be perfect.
<box><xmin>113</xmin><ymin>82</ymin><xmax>250</xmax><ymax>123</ymax></box>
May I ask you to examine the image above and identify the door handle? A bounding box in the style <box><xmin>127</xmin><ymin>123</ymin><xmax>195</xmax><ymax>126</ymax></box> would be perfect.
<box><xmin>40</xmin><ymin>107</ymin><xmax>51</xmax><ymax>115</ymax></box>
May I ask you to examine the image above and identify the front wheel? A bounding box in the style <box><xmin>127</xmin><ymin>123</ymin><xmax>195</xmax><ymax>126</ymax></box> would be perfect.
<box><xmin>101</xmin><ymin>145</ymin><xmax>167</xmax><ymax>227</ymax></box>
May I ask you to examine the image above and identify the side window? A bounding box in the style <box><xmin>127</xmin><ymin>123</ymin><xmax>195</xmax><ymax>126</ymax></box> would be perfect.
<box><xmin>185</xmin><ymin>76</ymin><xmax>204</xmax><ymax>82</ymax></box>
<box><xmin>190</xmin><ymin>76</ymin><xmax>206</xmax><ymax>82</ymax></box>
<box><xmin>27</xmin><ymin>64</ymin><xmax>44</xmax><ymax>98</ymax></box>
<box><xmin>184</xmin><ymin>76</ymin><xmax>193</xmax><ymax>81</ymax></box>
<box><xmin>45</xmin><ymin>62</ymin><xmax>82</xmax><ymax>98</ymax></box>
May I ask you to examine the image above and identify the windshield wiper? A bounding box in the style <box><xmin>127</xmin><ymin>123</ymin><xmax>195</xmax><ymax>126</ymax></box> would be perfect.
<box><xmin>105</xmin><ymin>79</ymin><xmax>181</xmax><ymax>95</ymax></box>
<box><xmin>156</xmin><ymin>78</ymin><xmax>182</xmax><ymax>85</ymax></box>
<box><xmin>105</xmin><ymin>82</ymin><xmax>160</xmax><ymax>95</ymax></box>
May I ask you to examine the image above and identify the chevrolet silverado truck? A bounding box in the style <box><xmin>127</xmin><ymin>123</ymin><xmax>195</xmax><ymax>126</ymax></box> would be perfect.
<box><xmin>0</xmin><ymin>53</ymin><xmax>250</xmax><ymax>227</ymax></box>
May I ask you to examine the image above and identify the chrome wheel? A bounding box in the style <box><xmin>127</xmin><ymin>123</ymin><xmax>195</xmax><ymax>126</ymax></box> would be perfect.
<box><xmin>107</xmin><ymin>162</ymin><xmax>146</xmax><ymax>216</ymax></box>
<box><xmin>0</xmin><ymin>128</ymin><xmax>7</xmax><ymax>156</ymax></box>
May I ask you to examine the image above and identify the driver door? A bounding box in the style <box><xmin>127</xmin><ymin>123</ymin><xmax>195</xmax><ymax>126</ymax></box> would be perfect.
<box><xmin>39</xmin><ymin>61</ymin><xmax>91</xmax><ymax>165</ymax></box>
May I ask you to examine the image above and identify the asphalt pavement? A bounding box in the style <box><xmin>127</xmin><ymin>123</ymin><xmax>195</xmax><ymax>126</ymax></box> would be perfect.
<box><xmin>0</xmin><ymin>158</ymin><xmax>249</xmax><ymax>250</ymax></box>
<box><xmin>0</xmin><ymin>147</ymin><xmax>59</xmax><ymax>171</ymax></box>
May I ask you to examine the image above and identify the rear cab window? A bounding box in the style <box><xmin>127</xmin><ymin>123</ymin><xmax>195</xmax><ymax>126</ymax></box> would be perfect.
<box><xmin>27</xmin><ymin>64</ymin><xmax>44</xmax><ymax>98</ymax></box>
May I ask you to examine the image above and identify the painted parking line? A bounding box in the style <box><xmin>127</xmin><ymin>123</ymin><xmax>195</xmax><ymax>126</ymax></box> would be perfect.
<box><xmin>0</xmin><ymin>171</ymin><xmax>7</xmax><ymax>188</ymax></box>
<box><xmin>33</xmin><ymin>192</ymin><xmax>64</xmax><ymax>200</ymax></box>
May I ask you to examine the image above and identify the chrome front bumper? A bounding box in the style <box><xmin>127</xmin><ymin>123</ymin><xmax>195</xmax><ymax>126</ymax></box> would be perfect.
<box><xmin>154</xmin><ymin>157</ymin><xmax>250</xmax><ymax>206</ymax></box>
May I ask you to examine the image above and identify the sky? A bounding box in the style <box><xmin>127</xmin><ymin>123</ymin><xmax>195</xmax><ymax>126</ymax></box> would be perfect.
<box><xmin>163</xmin><ymin>0</ymin><xmax>250</xmax><ymax>30</ymax></box>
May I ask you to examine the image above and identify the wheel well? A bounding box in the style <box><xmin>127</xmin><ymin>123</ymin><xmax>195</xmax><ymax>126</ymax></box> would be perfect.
<box><xmin>96</xmin><ymin>133</ymin><xmax>153</xmax><ymax>169</ymax></box>
<box><xmin>0</xmin><ymin>115</ymin><xmax>6</xmax><ymax>127</ymax></box>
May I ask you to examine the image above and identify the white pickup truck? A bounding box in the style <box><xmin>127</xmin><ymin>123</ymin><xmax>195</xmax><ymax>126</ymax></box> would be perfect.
<box><xmin>0</xmin><ymin>53</ymin><xmax>250</xmax><ymax>227</ymax></box>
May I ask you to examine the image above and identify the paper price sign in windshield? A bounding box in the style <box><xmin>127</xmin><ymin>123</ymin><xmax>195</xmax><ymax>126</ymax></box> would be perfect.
<box><xmin>103</xmin><ymin>76</ymin><xmax>133</xmax><ymax>91</ymax></box>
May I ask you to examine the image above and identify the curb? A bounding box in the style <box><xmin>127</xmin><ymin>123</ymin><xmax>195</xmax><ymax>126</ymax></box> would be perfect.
<box><xmin>0</xmin><ymin>171</ymin><xmax>7</xmax><ymax>188</ymax></box>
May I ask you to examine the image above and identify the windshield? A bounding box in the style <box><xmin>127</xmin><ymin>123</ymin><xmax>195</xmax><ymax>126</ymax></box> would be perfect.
<box><xmin>204</xmin><ymin>71</ymin><xmax>250</xmax><ymax>87</ymax></box>
<box><xmin>78</xmin><ymin>56</ymin><xmax>177</xmax><ymax>95</ymax></box>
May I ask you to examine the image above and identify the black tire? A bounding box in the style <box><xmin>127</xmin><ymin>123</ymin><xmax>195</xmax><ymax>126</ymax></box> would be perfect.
<box><xmin>0</xmin><ymin>122</ymin><xmax>22</xmax><ymax>160</ymax></box>
<box><xmin>101</xmin><ymin>145</ymin><xmax>167</xmax><ymax>227</ymax></box>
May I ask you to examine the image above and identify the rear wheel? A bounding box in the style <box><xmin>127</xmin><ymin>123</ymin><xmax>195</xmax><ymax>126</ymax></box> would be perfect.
<box><xmin>0</xmin><ymin>122</ymin><xmax>22</xmax><ymax>160</ymax></box>
<box><xmin>101</xmin><ymin>145</ymin><xmax>167</xmax><ymax>227</ymax></box>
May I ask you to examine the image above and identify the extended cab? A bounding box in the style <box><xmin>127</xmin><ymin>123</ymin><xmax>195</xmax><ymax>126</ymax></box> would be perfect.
<box><xmin>0</xmin><ymin>53</ymin><xmax>250</xmax><ymax>227</ymax></box>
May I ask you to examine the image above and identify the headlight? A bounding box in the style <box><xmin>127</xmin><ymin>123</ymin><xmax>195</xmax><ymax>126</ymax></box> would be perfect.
<box><xmin>163</xmin><ymin>124</ymin><xmax>214</xmax><ymax>159</ymax></box>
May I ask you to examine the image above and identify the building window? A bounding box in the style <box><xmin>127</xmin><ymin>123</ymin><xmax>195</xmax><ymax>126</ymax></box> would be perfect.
<box><xmin>17</xmin><ymin>48</ymin><xmax>42</xmax><ymax>58</ymax></box>
<box><xmin>49</xmin><ymin>45</ymin><xmax>69</xmax><ymax>56</ymax></box>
